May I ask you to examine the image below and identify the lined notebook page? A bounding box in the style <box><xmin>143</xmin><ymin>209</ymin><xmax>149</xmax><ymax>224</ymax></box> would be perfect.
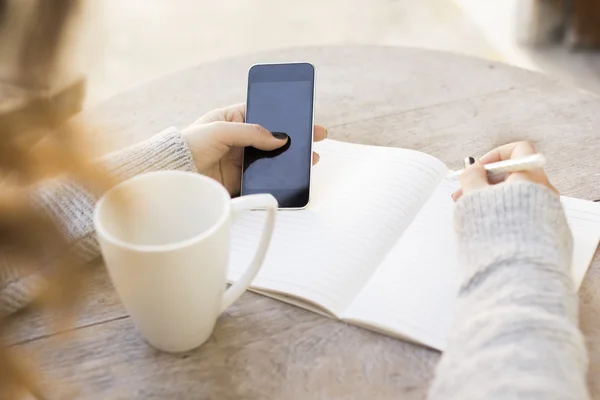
<box><xmin>343</xmin><ymin>180</ymin><xmax>600</xmax><ymax>350</ymax></box>
<box><xmin>562</xmin><ymin>197</ymin><xmax>600</xmax><ymax>288</ymax></box>
<box><xmin>227</xmin><ymin>140</ymin><xmax>448</xmax><ymax>317</ymax></box>
<box><xmin>341</xmin><ymin>180</ymin><xmax>457</xmax><ymax>349</ymax></box>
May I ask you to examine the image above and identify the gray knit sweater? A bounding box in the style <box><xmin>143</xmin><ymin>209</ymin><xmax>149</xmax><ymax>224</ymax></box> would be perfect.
<box><xmin>0</xmin><ymin>128</ymin><xmax>197</xmax><ymax>314</ymax></box>
<box><xmin>0</xmin><ymin>129</ymin><xmax>589</xmax><ymax>398</ymax></box>
<box><xmin>429</xmin><ymin>182</ymin><xmax>589</xmax><ymax>399</ymax></box>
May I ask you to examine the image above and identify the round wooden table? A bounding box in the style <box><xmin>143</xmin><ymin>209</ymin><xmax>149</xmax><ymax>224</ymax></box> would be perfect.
<box><xmin>12</xmin><ymin>46</ymin><xmax>600</xmax><ymax>399</ymax></box>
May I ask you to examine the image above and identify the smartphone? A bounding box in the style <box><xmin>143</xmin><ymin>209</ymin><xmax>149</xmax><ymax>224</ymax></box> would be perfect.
<box><xmin>242</xmin><ymin>62</ymin><xmax>315</xmax><ymax>209</ymax></box>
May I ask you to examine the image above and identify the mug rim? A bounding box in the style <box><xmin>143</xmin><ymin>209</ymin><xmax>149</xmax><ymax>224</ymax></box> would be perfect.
<box><xmin>94</xmin><ymin>171</ymin><xmax>231</xmax><ymax>253</ymax></box>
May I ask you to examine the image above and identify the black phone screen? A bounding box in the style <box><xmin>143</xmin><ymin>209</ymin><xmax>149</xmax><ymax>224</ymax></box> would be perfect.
<box><xmin>242</xmin><ymin>63</ymin><xmax>315</xmax><ymax>208</ymax></box>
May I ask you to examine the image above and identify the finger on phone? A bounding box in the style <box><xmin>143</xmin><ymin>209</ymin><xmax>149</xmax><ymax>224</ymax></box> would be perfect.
<box><xmin>479</xmin><ymin>141</ymin><xmax>537</xmax><ymax>165</ymax></box>
<box><xmin>234</xmin><ymin>103</ymin><xmax>246</xmax><ymax>119</ymax></box>
<box><xmin>212</xmin><ymin>121</ymin><xmax>287</xmax><ymax>151</ymax></box>
<box><xmin>312</xmin><ymin>152</ymin><xmax>320</xmax><ymax>165</ymax></box>
<box><xmin>314</xmin><ymin>125</ymin><xmax>327</xmax><ymax>142</ymax></box>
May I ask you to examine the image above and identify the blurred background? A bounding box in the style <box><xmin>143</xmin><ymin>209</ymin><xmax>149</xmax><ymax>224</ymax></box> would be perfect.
<box><xmin>70</xmin><ymin>0</ymin><xmax>600</xmax><ymax>107</ymax></box>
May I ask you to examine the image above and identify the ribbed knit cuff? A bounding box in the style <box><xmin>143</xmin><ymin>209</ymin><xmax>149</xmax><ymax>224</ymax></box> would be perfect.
<box><xmin>0</xmin><ymin>265</ymin><xmax>45</xmax><ymax>317</ymax></box>
<box><xmin>455</xmin><ymin>181</ymin><xmax>574</xmax><ymax>280</ymax></box>
<box><xmin>99</xmin><ymin>127</ymin><xmax>198</xmax><ymax>180</ymax></box>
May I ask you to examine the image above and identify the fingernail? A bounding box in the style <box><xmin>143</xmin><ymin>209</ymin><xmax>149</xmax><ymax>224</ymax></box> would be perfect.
<box><xmin>463</xmin><ymin>156</ymin><xmax>475</xmax><ymax>168</ymax></box>
<box><xmin>272</xmin><ymin>132</ymin><xmax>288</xmax><ymax>140</ymax></box>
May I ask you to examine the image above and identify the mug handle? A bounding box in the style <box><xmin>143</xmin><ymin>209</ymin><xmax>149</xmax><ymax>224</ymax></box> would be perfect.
<box><xmin>221</xmin><ymin>194</ymin><xmax>277</xmax><ymax>312</ymax></box>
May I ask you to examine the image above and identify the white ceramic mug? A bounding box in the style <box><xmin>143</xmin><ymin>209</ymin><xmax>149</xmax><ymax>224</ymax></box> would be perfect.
<box><xmin>94</xmin><ymin>171</ymin><xmax>277</xmax><ymax>353</ymax></box>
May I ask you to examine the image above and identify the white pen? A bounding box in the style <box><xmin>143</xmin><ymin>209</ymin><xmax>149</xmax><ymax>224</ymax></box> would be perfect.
<box><xmin>446</xmin><ymin>154</ymin><xmax>547</xmax><ymax>180</ymax></box>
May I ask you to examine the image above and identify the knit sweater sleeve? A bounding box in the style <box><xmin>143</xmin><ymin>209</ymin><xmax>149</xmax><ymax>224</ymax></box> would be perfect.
<box><xmin>0</xmin><ymin>127</ymin><xmax>198</xmax><ymax>314</ymax></box>
<box><xmin>428</xmin><ymin>182</ymin><xmax>589</xmax><ymax>399</ymax></box>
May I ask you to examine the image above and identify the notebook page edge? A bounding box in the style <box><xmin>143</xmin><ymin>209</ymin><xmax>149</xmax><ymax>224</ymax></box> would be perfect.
<box><xmin>341</xmin><ymin>315</ymin><xmax>445</xmax><ymax>351</ymax></box>
<box><xmin>249</xmin><ymin>288</ymin><xmax>337</xmax><ymax>319</ymax></box>
<box><xmin>226</xmin><ymin>278</ymin><xmax>341</xmax><ymax>317</ymax></box>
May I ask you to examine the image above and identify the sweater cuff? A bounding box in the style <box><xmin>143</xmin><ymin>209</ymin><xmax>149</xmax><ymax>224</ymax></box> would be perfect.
<box><xmin>99</xmin><ymin>127</ymin><xmax>198</xmax><ymax>181</ymax></box>
<box><xmin>455</xmin><ymin>181</ymin><xmax>573</xmax><ymax>276</ymax></box>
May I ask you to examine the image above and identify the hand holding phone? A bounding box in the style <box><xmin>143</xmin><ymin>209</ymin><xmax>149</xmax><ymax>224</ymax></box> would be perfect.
<box><xmin>242</xmin><ymin>63</ymin><xmax>316</xmax><ymax>209</ymax></box>
<box><xmin>181</xmin><ymin>104</ymin><xmax>289</xmax><ymax>196</ymax></box>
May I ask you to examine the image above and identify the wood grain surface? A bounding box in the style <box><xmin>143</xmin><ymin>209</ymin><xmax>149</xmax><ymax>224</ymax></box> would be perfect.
<box><xmin>9</xmin><ymin>46</ymin><xmax>600</xmax><ymax>399</ymax></box>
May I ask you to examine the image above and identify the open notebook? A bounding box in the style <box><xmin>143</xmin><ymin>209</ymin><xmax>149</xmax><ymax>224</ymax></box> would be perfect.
<box><xmin>228</xmin><ymin>140</ymin><xmax>600</xmax><ymax>350</ymax></box>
